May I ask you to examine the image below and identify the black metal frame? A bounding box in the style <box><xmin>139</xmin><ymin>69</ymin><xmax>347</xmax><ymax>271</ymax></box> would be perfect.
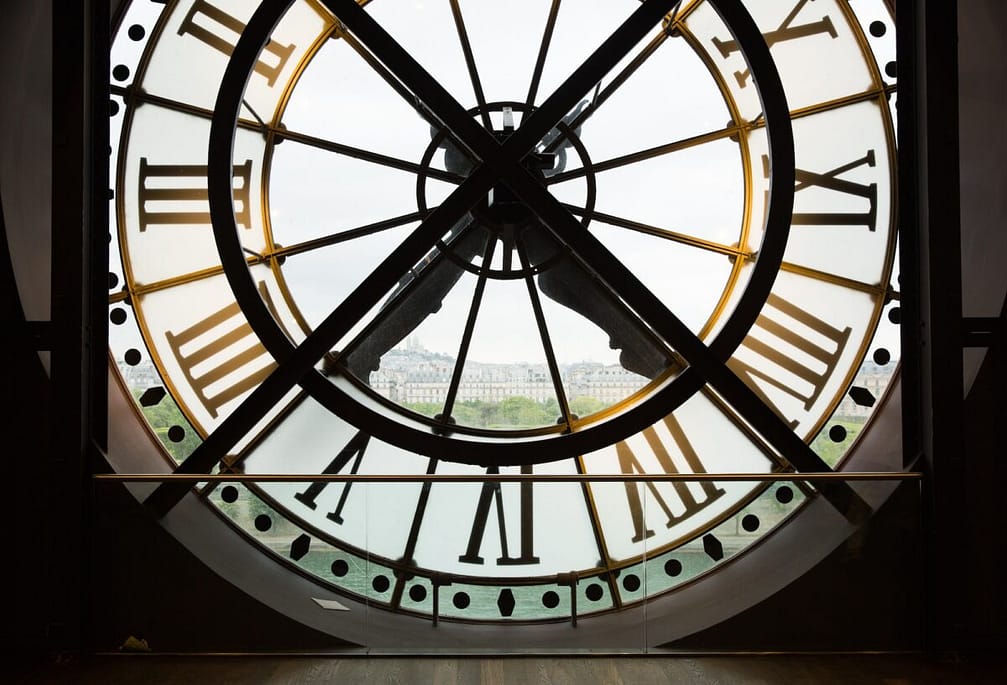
<box><xmin>138</xmin><ymin>0</ymin><xmax>882</xmax><ymax>520</ymax></box>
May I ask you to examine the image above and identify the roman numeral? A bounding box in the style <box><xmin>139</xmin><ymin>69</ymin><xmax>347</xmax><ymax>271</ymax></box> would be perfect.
<box><xmin>137</xmin><ymin>158</ymin><xmax>252</xmax><ymax>232</ymax></box>
<box><xmin>616</xmin><ymin>415</ymin><xmax>726</xmax><ymax>544</ymax></box>
<box><xmin>177</xmin><ymin>0</ymin><xmax>295</xmax><ymax>87</ymax></box>
<box><xmin>459</xmin><ymin>465</ymin><xmax>539</xmax><ymax>566</ymax></box>
<box><xmin>712</xmin><ymin>0</ymin><xmax>838</xmax><ymax>88</ymax></box>
<box><xmin>165</xmin><ymin>301</ymin><xmax>275</xmax><ymax>418</ymax></box>
<box><xmin>293</xmin><ymin>430</ymin><xmax>368</xmax><ymax>524</ymax></box>
<box><xmin>772</xmin><ymin>150</ymin><xmax>879</xmax><ymax>230</ymax></box>
<box><xmin>727</xmin><ymin>294</ymin><xmax>852</xmax><ymax>428</ymax></box>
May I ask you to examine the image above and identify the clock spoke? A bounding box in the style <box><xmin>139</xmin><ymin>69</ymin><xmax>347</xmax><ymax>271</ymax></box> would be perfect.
<box><xmin>547</xmin><ymin>124</ymin><xmax>743</xmax><ymax>186</ymax></box>
<box><xmin>515</xmin><ymin>238</ymin><xmax>574</xmax><ymax>430</ymax></box>
<box><xmin>541</xmin><ymin>22</ymin><xmax>675</xmax><ymax>155</ymax></box>
<box><xmin>524</xmin><ymin>0</ymin><xmax>563</xmax><ymax>108</ymax></box>
<box><xmin>779</xmin><ymin>262</ymin><xmax>891</xmax><ymax>298</ymax></box>
<box><xmin>146</xmin><ymin>162</ymin><xmax>499</xmax><ymax>515</ymax></box>
<box><xmin>561</xmin><ymin>204</ymin><xmax>751</xmax><ymax>261</ymax></box>
<box><xmin>440</xmin><ymin>236</ymin><xmax>497</xmax><ymax>426</ymax></box>
<box><xmin>447</xmin><ymin>0</ymin><xmax>492</xmax><ymax>130</ymax></box>
<box><xmin>332</xmin><ymin>216</ymin><xmax>485</xmax><ymax>384</ymax></box>
<box><xmin>110</xmin><ymin>85</ymin><xmax>465</xmax><ymax>183</ymax></box>
<box><xmin>268</xmin><ymin>210</ymin><xmax>433</xmax><ymax>261</ymax></box>
<box><xmin>698</xmin><ymin>386</ymin><xmax>800</xmax><ymax>474</ymax></box>
<box><xmin>277</xmin><ymin>127</ymin><xmax>465</xmax><ymax>184</ymax></box>
<box><xmin>546</xmin><ymin>84</ymin><xmax>896</xmax><ymax>187</ymax></box>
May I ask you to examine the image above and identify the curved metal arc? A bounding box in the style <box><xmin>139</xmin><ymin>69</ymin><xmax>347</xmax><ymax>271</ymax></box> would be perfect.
<box><xmin>146</xmin><ymin>0</ymin><xmax>497</xmax><ymax>515</ymax></box>
<box><xmin>150</xmin><ymin>0</ymin><xmax>867</xmax><ymax>524</ymax></box>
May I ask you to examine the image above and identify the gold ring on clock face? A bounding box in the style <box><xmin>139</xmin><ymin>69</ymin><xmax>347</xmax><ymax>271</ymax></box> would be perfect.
<box><xmin>199</xmin><ymin>0</ymin><xmax>796</xmax><ymax>468</ymax></box>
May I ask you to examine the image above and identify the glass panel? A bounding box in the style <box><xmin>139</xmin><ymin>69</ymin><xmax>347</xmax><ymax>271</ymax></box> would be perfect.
<box><xmin>583</xmin><ymin>391</ymin><xmax>773</xmax><ymax>564</ymax></box>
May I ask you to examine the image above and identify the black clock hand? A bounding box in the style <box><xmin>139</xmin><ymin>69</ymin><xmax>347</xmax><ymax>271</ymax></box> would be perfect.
<box><xmin>522</xmin><ymin>225</ymin><xmax>674</xmax><ymax>380</ymax></box>
<box><xmin>341</xmin><ymin>218</ymin><xmax>488</xmax><ymax>381</ymax></box>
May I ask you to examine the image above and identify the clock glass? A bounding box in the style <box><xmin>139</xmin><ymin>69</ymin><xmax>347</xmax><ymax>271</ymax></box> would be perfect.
<box><xmin>107</xmin><ymin>0</ymin><xmax>900</xmax><ymax>632</ymax></box>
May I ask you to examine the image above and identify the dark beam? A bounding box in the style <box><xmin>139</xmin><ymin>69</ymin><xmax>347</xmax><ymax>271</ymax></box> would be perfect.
<box><xmin>900</xmin><ymin>0</ymin><xmax>966</xmax><ymax>654</ymax></box>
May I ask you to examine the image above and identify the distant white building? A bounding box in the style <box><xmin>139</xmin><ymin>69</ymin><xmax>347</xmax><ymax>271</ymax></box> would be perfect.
<box><xmin>367</xmin><ymin>343</ymin><xmax>647</xmax><ymax>406</ymax></box>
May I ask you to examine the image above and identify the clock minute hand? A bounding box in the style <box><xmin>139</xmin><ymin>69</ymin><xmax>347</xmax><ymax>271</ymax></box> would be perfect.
<box><xmin>339</xmin><ymin>218</ymin><xmax>487</xmax><ymax>381</ymax></box>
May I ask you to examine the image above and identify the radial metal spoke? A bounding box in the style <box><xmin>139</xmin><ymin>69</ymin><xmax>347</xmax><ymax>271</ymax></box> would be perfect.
<box><xmin>525</xmin><ymin>0</ymin><xmax>563</xmax><ymax>107</ymax></box>
<box><xmin>441</xmin><ymin>238</ymin><xmax>497</xmax><ymax>423</ymax></box>
<box><xmin>548</xmin><ymin>85</ymin><xmax>898</xmax><ymax>186</ymax></box>
<box><xmin>145</xmin><ymin>165</ymin><xmax>498</xmax><ymax>515</ymax></box>
<box><xmin>548</xmin><ymin>124</ymin><xmax>742</xmax><ymax>185</ymax></box>
<box><xmin>329</xmin><ymin>216</ymin><xmax>482</xmax><ymax>376</ymax></box>
<box><xmin>448</xmin><ymin>0</ymin><xmax>493</xmax><ymax>130</ymax></box>
<box><xmin>543</xmin><ymin>25</ymin><xmax>673</xmax><ymax>154</ymax></box>
<box><xmin>562</xmin><ymin>204</ymin><xmax>751</xmax><ymax>260</ymax></box>
<box><xmin>270</xmin><ymin>210</ymin><xmax>432</xmax><ymax>261</ymax></box>
<box><xmin>109</xmin><ymin>85</ymin><xmax>465</xmax><ymax>183</ymax></box>
<box><xmin>280</xmin><ymin>128</ymin><xmax>465</xmax><ymax>183</ymax></box>
<box><xmin>516</xmin><ymin>238</ymin><xmax>573</xmax><ymax>430</ymax></box>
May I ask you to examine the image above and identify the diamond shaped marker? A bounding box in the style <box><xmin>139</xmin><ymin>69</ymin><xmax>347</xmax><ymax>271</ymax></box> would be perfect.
<box><xmin>290</xmin><ymin>534</ymin><xmax>311</xmax><ymax>561</ymax></box>
<box><xmin>138</xmin><ymin>387</ymin><xmax>166</xmax><ymax>407</ymax></box>
<box><xmin>849</xmin><ymin>386</ymin><xmax>876</xmax><ymax>408</ymax></box>
<box><xmin>497</xmin><ymin>588</ymin><xmax>516</xmax><ymax>617</ymax></box>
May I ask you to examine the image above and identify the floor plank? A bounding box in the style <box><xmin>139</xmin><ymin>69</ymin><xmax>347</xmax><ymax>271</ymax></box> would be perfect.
<box><xmin>8</xmin><ymin>654</ymin><xmax>1007</xmax><ymax>685</ymax></box>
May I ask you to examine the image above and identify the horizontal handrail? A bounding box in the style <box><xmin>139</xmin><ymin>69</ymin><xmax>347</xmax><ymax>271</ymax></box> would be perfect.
<box><xmin>93</xmin><ymin>472</ymin><xmax>923</xmax><ymax>483</ymax></box>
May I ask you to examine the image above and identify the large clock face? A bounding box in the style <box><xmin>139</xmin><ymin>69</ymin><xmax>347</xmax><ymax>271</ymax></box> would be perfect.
<box><xmin>108</xmin><ymin>0</ymin><xmax>899</xmax><ymax>627</ymax></box>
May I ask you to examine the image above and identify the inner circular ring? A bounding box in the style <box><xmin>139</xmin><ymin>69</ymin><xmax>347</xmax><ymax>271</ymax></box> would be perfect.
<box><xmin>207</xmin><ymin>0</ymin><xmax>795</xmax><ymax>466</ymax></box>
<box><xmin>415</xmin><ymin>101</ymin><xmax>597</xmax><ymax>281</ymax></box>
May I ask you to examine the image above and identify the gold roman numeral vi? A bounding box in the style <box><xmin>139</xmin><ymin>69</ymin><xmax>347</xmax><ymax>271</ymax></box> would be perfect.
<box><xmin>459</xmin><ymin>465</ymin><xmax>539</xmax><ymax>566</ymax></box>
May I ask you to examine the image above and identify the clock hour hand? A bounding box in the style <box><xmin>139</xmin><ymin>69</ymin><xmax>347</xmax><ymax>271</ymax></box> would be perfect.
<box><xmin>340</xmin><ymin>219</ymin><xmax>489</xmax><ymax>382</ymax></box>
<box><xmin>521</xmin><ymin>226</ymin><xmax>674</xmax><ymax>380</ymax></box>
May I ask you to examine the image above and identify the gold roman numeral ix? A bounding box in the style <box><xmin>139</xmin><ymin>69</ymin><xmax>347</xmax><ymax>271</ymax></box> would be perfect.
<box><xmin>617</xmin><ymin>415</ymin><xmax>726</xmax><ymax>544</ymax></box>
<box><xmin>165</xmin><ymin>301</ymin><xmax>276</xmax><ymax>418</ymax></box>
<box><xmin>712</xmin><ymin>0</ymin><xmax>838</xmax><ymax>88</ymax></box>
<box><xmin>459</xmin><ymin>465</ymin><xmax>539</xmax><ymax>566</ymax></box>
<box><xmin>138</xmin><ymin>158</ymin><xmax>252</xmax><ymax>232</ymax></box>
<box><xmin>177</xmin><ymin>0</ymin><xmax>295</xmax><ymax>87</ymax></box>
<box><xmin>727</xmin><ymin>294</ymin><xmax>852</xmax><ymax>428</ymax></box>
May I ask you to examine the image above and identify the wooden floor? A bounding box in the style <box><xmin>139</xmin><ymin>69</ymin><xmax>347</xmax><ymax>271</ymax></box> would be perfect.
<box><xmin>9</xmin><ymin>653</ymin><xmax>1007</xmax><ymax>684</ymax></box>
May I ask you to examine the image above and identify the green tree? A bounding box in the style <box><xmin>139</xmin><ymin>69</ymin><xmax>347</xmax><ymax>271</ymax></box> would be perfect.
<box><xmin>133</xmin><ymin>390</ymin><xmax>202</xmax><ymax>463</ymax></box>
<box><xmin>569</xmin><ymin>395</ymin><xmax>605</xmax><ymax>418</ymax></box>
